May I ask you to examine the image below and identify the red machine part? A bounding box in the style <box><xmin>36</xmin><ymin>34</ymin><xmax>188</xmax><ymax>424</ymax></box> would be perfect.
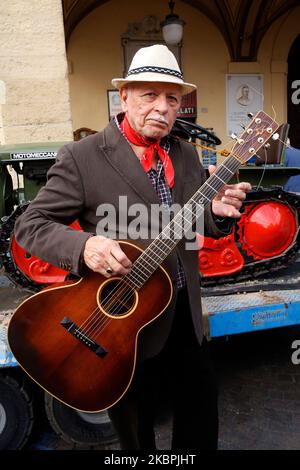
<box><xmin>10</xmin><ymin>200</ymin><xmax>298</xmax><ymax>284</ymax></box>
<box><xmin>198</xmin><ymin>200</ymin><xmax>297</xmax><ymax>277</ymax></box>
<box><xmin>11</xmin><ymin>220</ymin><xmax>82</xmax><ymax>284</ymax></box>
<box><xmin>197</xmin><ymin>232</ymin><xmax>244</xmax><ymax>277</ymax></box>
<box><xmin>236</xmin><ymin>201</ymin><xmax>297</xmax><ymax>259</ymax></box>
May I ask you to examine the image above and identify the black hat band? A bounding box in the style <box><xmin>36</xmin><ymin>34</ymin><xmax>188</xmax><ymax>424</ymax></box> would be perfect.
<box><xmin>126</xmin><ymin>66</ymin><xmax>183</xmax><ymax>80</ymax></box>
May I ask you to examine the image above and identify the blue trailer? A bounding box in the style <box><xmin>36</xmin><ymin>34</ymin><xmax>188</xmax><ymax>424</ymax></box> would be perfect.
<box><xmin>203</xmin><ymin>260</ymin><xmax>300</xmax><ymax>338</ymax></box>
<box><xmin>205</xmin><ymin>287</ymin><xmax>300</xmax><ymax>338</ymax></box>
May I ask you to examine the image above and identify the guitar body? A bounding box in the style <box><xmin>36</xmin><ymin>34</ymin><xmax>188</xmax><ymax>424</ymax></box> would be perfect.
<box><xmin>8</xmin><ymin>241</ymin><xmax>173</xmax><ymax>412</ymax></box>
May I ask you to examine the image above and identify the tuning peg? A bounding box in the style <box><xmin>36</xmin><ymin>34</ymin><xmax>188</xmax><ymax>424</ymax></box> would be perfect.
<box><xmin>231</xmin><ymin>132</ymin><xmax>245</xmax><ymax>145</ymax></box>
<box><xmin>272</xmin><ymin>132</ymin><xmax>280</xmax><ymax>141</ymax></box>
<box><xmin>247</xmin><ymin>113</ymin><xmax>254</xmax><ymax>118</ymax></box>
<box><xmin>240</xmin><ymin>124</ymin><xmax>246</xmax><ymax>130</ymax></box>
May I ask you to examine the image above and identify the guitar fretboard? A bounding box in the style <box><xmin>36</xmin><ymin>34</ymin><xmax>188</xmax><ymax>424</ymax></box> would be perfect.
<box><xmin>124</xmin><ymin>155</ymin><xmax>241</xmax><ymax>289</ymax></box>
<box><xmin>122</xmin><ymin>110</ymin><xmax>278</xmax><ymax>289</ymax></box>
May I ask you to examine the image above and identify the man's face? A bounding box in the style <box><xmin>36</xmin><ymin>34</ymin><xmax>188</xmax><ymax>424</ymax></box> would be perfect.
<box><xmin>120</xmin><ymin>82</ymin><xmax>182</xmax><ymax>140</ymax></box>
<box><xmin>242</xmin><ymin>86</ymin><xmax>249</xmax><ymax>98</ymax></box>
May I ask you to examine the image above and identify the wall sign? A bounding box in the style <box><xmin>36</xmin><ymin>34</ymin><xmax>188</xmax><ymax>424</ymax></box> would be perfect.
<box><xmin>226</xmin><ymin>74</ymin><xmax>263</xmax><ymax>136</ymax></box>
<box><xmin>107</xmin><ymin>90</ymin><xmax>122</xmax><ymax>120</ymax></box>
<box><xmin>177</xmin><ymin>91</ymin><xmax>197</xmax><ymax>119</ymax></box>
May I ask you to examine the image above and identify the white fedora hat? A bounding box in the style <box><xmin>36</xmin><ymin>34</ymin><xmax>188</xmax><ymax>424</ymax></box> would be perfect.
<box><xmin>111</xmin><ymin>44</ymin><xmax>196</xmax><ymax>95</ymax></box>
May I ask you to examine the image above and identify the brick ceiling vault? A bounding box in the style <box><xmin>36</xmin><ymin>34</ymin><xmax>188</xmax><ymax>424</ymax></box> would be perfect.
<box><xmin>62</xmin><ymin>0</ymin><xmax>300</xmax><ymax>61</ymax></box>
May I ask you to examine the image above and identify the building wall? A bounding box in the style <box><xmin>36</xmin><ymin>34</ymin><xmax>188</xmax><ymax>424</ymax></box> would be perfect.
<box><xmin>257</xmin><ymin>6</ymin><xmax>300</xmax><ymax>125</ymax></box>
<box><xmin>67</xmin><ymin>0</ymin><xmax>300</xmax><ymax>152</ymax></box>
<box><xmin>1</xmin><ymin>1</ymin><xmax>299</xmax><ymax>147</ymax></box>
<box><xmin>0</xmin><ymin>0</ymin><xmax>73</xmax><ymax>144</ymax></box>
<box><xmin>67</xmin><ymin>0</ymin><xmax>230</xmax><ymax>143</ymax></box>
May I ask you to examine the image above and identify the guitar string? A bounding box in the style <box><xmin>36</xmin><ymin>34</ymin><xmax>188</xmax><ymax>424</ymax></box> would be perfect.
<box><xmin>76</xmin><ymin>153</ymin><xmax>250</xmax><ymax>339</ymax></box>
<box><xmin>75</xmin><ymin>158</ymin><xmax>239</xmax><ymax>340</ymax></box>
<box><xmin>77</xmin><ymin>151</ymin><xmax>243</xmax><ymax>337</ymax></box>
<box><xmin>93</xmin><ymin>114</ymin><xmax>274</xmax><ymax>336</ymax></box>
<box><xmin>75</xmin><ymin>189</ymin><xmax>214</xmax><ymax>334</ymax></box>
<box><xmin>82</xmin><ymin>176</ymin><xmax>239</xmax><ymax>339</ymax></box>
<box><xmin>84</xmin><ymin>156</ymin><xmax>246</xmax><ymax>340</ymax></box>
<box><xmin>76</xmin><ymin>117</ymin><xmax>276</xmax><ymax>341</ymax></box>
<box><xmin>75</xmin><ymin>115</ymin><xmax>278</xmax><ymax>340</ymax></box>
<box><xmin>73</xmin><ymin>153</ymin><xmax>176</xmax><ymax>333</ymax></box>
<box><xmin>75</xmin><ymin>126</ymin><xmax>272</xmax><ymax>342</ymax></box>
<box><xmin>79</xmin><ymin>165</ymin><xmax>250</xmax><ymax>340</ymax></box>
<box><xmin>85</xmin><ymin>204</ymin><xmax>209</xmax><ymax>339</ymax></box>
<box><xmin>71</xmin><ymin>134</ymin><xmax>243</xmax><ymax>336</ymax></box>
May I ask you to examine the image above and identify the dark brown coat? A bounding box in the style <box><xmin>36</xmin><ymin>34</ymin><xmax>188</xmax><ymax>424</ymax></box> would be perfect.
<box><xmin>14</xmin><ymin>120</ymin><xmax>223</xmax><ymax>360</ymax></box>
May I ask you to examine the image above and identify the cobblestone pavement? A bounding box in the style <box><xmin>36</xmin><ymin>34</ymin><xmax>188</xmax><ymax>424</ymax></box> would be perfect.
<box><xmin>2</xmin><ymin>280</ymin><xmax>300</xmax><ymax>450</ymax></box>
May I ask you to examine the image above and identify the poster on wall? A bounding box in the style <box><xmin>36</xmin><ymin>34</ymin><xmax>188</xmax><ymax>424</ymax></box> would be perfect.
<box><xmin>226</xmin><ymin>74</ymin><xmax>264</xmax><ymax>136</ymax></box>
<box><xmin>177</xmin><ymin>91</ymin><xmax>197</xmax><ymax>118</ymax></box>
<box><xmin>107</xmin><ymin>90</ymin><xmax>123</xmax><ymax>120</ymax></box>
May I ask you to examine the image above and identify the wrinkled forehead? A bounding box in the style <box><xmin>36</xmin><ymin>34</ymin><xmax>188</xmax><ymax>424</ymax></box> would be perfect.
<box><xmin>124</xmin><ymin>81</ymin><xmax>183</xmax><ymax>96</ymax></box>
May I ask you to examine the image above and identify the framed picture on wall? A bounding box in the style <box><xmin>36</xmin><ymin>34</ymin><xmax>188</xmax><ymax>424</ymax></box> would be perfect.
<box><xmin>226</xmin><ymin>74</ymin><xmax>264</xmax><ymax>136</ymax></box>
<box><xmin>107</xmin><ymin>90</ymin><xmax>122</xmax><ymax>120</ymax></box>
<box><xmin>121</xmin><ymin>16</ymin><xmax>182</xmax><ymax>76</ymax></box>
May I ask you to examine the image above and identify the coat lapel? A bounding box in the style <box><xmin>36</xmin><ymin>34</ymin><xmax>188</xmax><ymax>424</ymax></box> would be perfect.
<box><xmin>169</xmin><ymin>138</ymin><xmax>184</xmax><ymax>206</ymax></box>
<box><xmin>99</xmin><ymin>121</ymin><xmax>185</xmax><ymax>207</ymax></box>
<box><xmin>100</xmin><ymin>121</ymin><xmax>160</xmax><ymax>205</ymax></box>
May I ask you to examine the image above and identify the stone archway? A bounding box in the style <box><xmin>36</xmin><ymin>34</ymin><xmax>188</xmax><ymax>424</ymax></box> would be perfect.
<box><xmin>62</xmin><ymin>0</ymin><xmax>300</xmax><ymax>60</ymax></box>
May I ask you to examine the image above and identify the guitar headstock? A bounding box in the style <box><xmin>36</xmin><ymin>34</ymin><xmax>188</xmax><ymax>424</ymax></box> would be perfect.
<box><xmin>231</xmin><ymin>111</ymin><xmax>280</xmax><ymax>164</ymax></box>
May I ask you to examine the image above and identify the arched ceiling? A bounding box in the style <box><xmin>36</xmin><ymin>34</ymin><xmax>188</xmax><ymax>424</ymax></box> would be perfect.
<box><xmin>62</xmin><ymin>0</ymin><xmax>300</xmax><ymax>60</ymax></box>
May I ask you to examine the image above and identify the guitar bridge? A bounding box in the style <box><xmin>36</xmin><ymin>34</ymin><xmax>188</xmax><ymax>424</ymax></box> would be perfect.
<box><xmin>60</xmin><ymin>316</ymin><xmax>107</xmax><ymax>358</ymax></box>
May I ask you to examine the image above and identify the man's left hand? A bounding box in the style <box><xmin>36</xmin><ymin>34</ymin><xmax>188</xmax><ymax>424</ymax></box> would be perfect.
<box><xmin>209</xmin><ymin>165</ymin><xmax>252</xmax><ymax>218</ymax></box>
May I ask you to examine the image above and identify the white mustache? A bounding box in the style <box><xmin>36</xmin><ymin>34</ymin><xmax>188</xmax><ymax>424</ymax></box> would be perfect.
<box><xmin>146</xmin><ymin>116</ymin><xmax>168</xmax><ymax>125</ymax></box>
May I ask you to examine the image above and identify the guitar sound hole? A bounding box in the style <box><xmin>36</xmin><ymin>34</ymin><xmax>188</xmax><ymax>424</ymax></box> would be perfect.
<box><xmin>99</xmin><ymin>280</ymin><xmax>136</xmax><ymax>317</ymax></box>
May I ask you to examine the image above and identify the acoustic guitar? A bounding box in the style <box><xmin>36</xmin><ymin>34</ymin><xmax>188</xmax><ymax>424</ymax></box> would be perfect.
<box><xmin>8</xmin><ymin>111</ymin><xmax>279</xmax><ymax>412</ymax></box>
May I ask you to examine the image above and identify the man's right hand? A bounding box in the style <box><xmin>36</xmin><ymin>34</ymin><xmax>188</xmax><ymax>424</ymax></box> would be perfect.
<box><xmin>83</xmin><ymin>235</ymin><xmax>132</xmax><ymax>278</ymax></box>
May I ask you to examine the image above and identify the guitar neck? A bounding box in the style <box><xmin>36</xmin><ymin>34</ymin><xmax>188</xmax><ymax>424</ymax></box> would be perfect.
<box><xmin>124</xmin><ymin>154</ymin><xmax>241</xmax><ymax>289</ymax></box>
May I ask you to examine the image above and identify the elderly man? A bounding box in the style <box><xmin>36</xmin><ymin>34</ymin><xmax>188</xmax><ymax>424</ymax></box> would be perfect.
<box><xmin>14</xmin><ymin>44</ymin><xmax>251</xmax><ymax>450</ymax></box>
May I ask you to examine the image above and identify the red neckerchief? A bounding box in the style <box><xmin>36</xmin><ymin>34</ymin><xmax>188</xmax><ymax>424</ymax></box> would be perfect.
<box><xmin>120</xmin><ymin>115</ymin><xmax>174</xmax><ymax>188</ymax></box>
